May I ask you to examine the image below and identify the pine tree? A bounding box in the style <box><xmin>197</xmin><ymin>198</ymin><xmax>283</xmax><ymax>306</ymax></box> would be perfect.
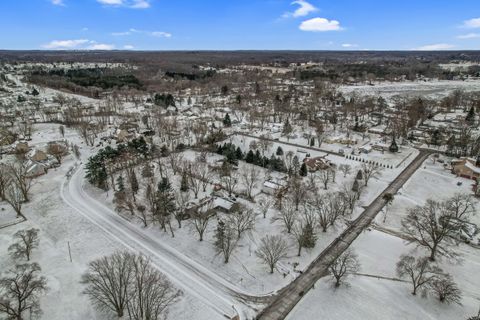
<box><xmin>223</xmin><ymin>113</ymin><xmax>232</xmax><ymax>127</ymax></box>
<box><xmin>355</xmin><ymin>170</ymin><xmax>363</xmax><ymax>181</ymax></box>
<box><xmin>245</xmin><ymin>150</ymin><xmax>255</xmax><ymax>163</ymax></box>
<box><xmin>156</xmin><ymin>178</ymin><xmax>176</xmax><ymax>234</ymax></box>
<box><xmin>235</xmin><ymin>147</ymin><xmax>243</xmax><ymax>160</ymax></box>
<box><xmin>116</xmin><ymin>176</ymin><xmax>125</xmax><ymax>192</ymax></box>
<box><xmin>299</xmin><ymin>162</ymin><xmax>308</xmax><ymax>177</ymax></box>
<box><xmin>310</xmin><ymin>137</ymin><xmax>315</xmax><ymax>147</ymax></box>
<box><xmin>389</xmin><ymin>137</ymin><xmax>399</xmax><ymax>153</ymax></box>
<box><xmin>276</xmin><ymin>146</ymin><xmax>284</xmax><ymax>156</ymax></box>
<box><xmin>466</xmin><ymin>106</ymin><xmax>475</xmax><ymax>124</ymax></box>
<box><xmin>283</xmin><ymin>119</ymin><xmax>293</xmax><ymax>136</ymax></box>
<box><xmin>180</xmin><ymin>171</ymin><xmax>189</xmax><ymax>192</ymax></box>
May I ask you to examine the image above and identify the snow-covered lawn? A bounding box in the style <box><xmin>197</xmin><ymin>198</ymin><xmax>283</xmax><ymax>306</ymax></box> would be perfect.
<box><xmin>288</xmin><ymin>229</ymin><xmax>480</xmax><ymax>320</ymax></box>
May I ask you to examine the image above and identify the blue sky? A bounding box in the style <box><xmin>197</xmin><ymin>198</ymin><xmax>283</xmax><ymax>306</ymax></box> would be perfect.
<box><xmin>0</xmin><ymin>0</ymin><xmax>479</xmax><ymax>50</ymax></box>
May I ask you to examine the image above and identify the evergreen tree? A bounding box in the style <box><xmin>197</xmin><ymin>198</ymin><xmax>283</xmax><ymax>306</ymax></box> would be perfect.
<box><xmin>299</xmin><ymin>162</ymin><xmax>308</xmax><ymax>177</ymax></box>
<box><xmin>355</xmin><ymin>170</ymin><xmax>363</xmax><ymax>181</ymax></box>
<box><xmin>310</xmin><ymin>137</ymin><xmax>315</xmax><ymax>147</ymax></box>
<box><xmin>223</xmin><ymin>113</ymin><xmax>232</xmax><ymax>127</ymax></box>
<box><xmin>466</xmin><ymin>106</ymin><xmax>475</xmax><ymax>124</ymax></box>
<box><xmin>282</xmin><ymin>118</ymin><xmax>293</xmax><ymax>136</ymax></box>
<box><xmin>31</xmin><ymin>87</ymin><xmax>39</xmax><ymax>96</ymax></box>
<box><xmin>116</xmin><ymin>176</ymin><xmax>125</xmax><ymax>192</ymax></box>
<box><xmin>221</xmin><ymin>85</ymin><xmax>229</xmax><ymax>96</ymax></box>
<box><xmin>276</xmin><ymin>146</ymin><xmax>284</xmax><ymax>156</ymax></box>
<box><xmin>235</xmin><ymin>146</ymin><xmax>243</xmax><ymax>160</ymax></box>
<box><xmin>180</xmin><ymin>171</ymin><xmax>189</xmax><ymax>192</ymax></box>
<box><xmin>245</xmin><ymin>150</ymin><xmax>255</xmax><ymax>163</ymax></box>
<box><xmin>156</xmin><ymin>178</ymin><xmax>176</xmax><ymax>233</ymax></box>
<box><xmin>389</xmin><ymin>137</ymin><xmax>399</xmax><ymax>153</ymax></box>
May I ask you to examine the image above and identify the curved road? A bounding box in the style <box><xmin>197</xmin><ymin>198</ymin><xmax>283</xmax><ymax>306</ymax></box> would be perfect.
<box><xmin>61</xmin><ymin>164</ymin><xmax>269</xmax><ymax>320</ymax></box>
<box><xmin>257</xmin><ymin>150</ymin><xmax>432</xmax><ymax>320</ymax></box>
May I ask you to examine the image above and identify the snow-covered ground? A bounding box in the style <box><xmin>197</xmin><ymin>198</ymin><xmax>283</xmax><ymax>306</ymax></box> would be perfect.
<box><xmin>340</xmin><ymin>79</ymin><xmax>480</xmax><ymax>100</ymax></box>
<box><xmin>287</xmin><ymin>155</ymin><xmax>480</xmax><ymax>320</ymax></box>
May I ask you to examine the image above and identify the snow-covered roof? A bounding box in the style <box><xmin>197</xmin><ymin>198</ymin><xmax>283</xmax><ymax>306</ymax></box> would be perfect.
<box><xmin>465</xmin><ymin>161</ymin><xmax>480</xmax><ymax>174</ymax></box>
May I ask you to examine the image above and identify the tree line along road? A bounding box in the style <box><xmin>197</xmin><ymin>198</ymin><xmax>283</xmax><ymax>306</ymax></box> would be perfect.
<box><xmin>256</xmin><ymin>150</ymin><xmax>432</xmax><ymax>320</ymax></box>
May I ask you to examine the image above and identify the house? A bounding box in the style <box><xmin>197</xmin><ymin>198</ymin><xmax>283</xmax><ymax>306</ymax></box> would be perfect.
<box><xmin>213</xmin><ymin>197</ymin><xmax>236</xmax><ymax>213</ymax></box>
<box><xmin>25</xmin><ymin>161</ymin><xmax>48</xmax><ymax>178</ymax></box>
<box><xmin>303</xmin><ymin>156</ymin><xmax>331</xmax><ymax>172</ymax></box>
<box><xmin>28</xmin><ymin>148</ymin><xmax>47</xmax><ymax>162</ymax></box>
<box><xmin>451</xmin><ymin>157</ymin><xmax>480</xmax><ymax>180</ymax></box>
<box><xmin>262</xmin><ymin>179</ymin><xmax>287</xmax><ymax>195</ymax></box>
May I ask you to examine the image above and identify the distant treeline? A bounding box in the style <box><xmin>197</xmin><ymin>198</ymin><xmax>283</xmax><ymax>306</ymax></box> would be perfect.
<box><xmin>29</xmin><ymin>67</ymin><xmax>143</xmax><ymax>90</ymax></box>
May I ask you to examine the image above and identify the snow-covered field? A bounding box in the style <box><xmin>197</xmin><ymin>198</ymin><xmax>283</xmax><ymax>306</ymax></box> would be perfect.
<box><xmin>340</xmin><ymin>79</ymin><xmax>480</xmax><ymax>100</ymax></box>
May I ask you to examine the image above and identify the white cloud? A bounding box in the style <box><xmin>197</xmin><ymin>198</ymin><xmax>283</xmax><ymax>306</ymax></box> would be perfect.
<box><xmin>88</xmin><ymin>43</ymin><xmax>115</xmax><ymax>50</ymax></box>
<box><xmin>42</xmin><ymin>39</ymin><xmax>115</xmax><ymax>50</ymax></box>
<box><xmin>342</xmin><ymin>43</ymin><xmax>358</xmax><ymax>48</ymax></box>
<box><xmin>283</xmin><ymin>0</ymin><xmax>318</xmax><ymax>18</ymax></box>
<box><xmin>457</xmin><ymin>33</ymin><xmax>480</xmax><ymax>39</ymax></box>
<box><xmin>462</xmin><ymin>17</ymin><xmax>480</xmax><ymax>29</ymax></box>
<box><xmin>112</xmin><ymin>28</ymin><xmax>171</xmax><ymax>38</ymax></box>
<box><xmin>299</xmin><ymin>18</ymin><xmax>342</xmax><ymax>32</ymax></box>
<box><xmin>130</xmin><ymin>0</ymin><xmax>150</xmax><ymax>8</ymax></box>
<box><xmin>414</xmin><ymin>43</ymin><xmax>455</xmax><ymax>51</ymax></box>
<box><xmin>97</xmin><ymin>0</ymin><xmax>150</xmax><ymax>9</ymax></box>
<box><xmin>43</xmin><ymin>39</ymin><xmax>89</xmax><ymax>49</ymax></box>
<box><xmin>51</xmin><ymin>0</ymin><xmax>65</xmax><ymax>6</ymax></box>
<box><xmin>124</xmin><ymin>45</ymin><xmax>135</xmax><ymax>49</ymax></box>
<box><xmin>151</xmin><ymin>31</ymin><xmax>172</xmax><ymax>38</ymax></box>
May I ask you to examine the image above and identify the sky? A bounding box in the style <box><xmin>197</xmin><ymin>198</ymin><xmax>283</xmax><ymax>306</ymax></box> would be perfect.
<box><xmin>0</xmin><ymin>0</ymin><xmax>479</xmax><ymax>51</ymax></box>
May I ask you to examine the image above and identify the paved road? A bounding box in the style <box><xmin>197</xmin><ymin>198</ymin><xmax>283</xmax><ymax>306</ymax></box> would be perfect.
<box><xmin>61</xmin><ymin>165</ymin><xmax>269</xmax><ymax>320</ymax></box>
<box><xmin>256</xmin><ymin>150</ymin><xmax>432</xmax><ymax>320</ymax></box>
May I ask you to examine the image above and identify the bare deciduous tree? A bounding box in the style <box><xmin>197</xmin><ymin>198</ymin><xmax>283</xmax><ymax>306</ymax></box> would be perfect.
<box><xmin>256</xmin><ymin>235</ymin><xmax>289</xmax><ymax>273</ymax></box>
<box><xmin>226</xmin><ymin>203</ymin><xmax>256</xmax><ymax>239</ymax></box>
<box><xmin>5</xmin><ymin>185</ymin><xmax>25</xmax><ymax>218</ymax></box>
<box><xmin>272</xmin><ymin>197</ymin><xmax>297</xmax><ymax>233</ymax></box>
<box><xmin>220</xmin><ymin>171</ymin><xmax>239</xmax><ymax>197</ymax></box>
<box><xmin>258</xmin><ymin>197</ymin><xmax>273</xmax><ymax>219</ymax></box>
<box><xmin>329</xmin><ymin>249</ymin><xmax>360</xmax><ymax>288</ymax></box>
<box><xmin>362</xmin><ymin>163</ymin><xmax>382</xmax><ymax>186</ymax></box>
<box><xmin>81</xmin><ymin>251</ymin><xmax>134</xmax><ymax>318</ymax></box>
<box><xmin>214</xmin><ymin>220</ymin><xmax>238</xmax><ymax>264</ymax></box>
<box><xmin>339</xmin><ymin>164</ymin><xmax>352</xmax><ymax>177</ymax></box>
<box><xmin>0</xmin><ymin>263</ymin><xmax>47</xmax><ymax>320</ymax></box>
<box><xmin>319</xmin><ymin>169</ymin><xmax>332</xmax><ymax>190</ymax></box>
<box><xmin>174</xmin><ymin>190</ymin><xmax>190</xmax><ymax>228</ymax></box>
<box><xmin>127</xmin><ymin>255</ymin><xmax>182</xmax><ymax>320</ymax></box>
<box><xmin>190</xmin><ymin>203</ymin><xmax>215</xmax><ymax>241</ymax></box>
<box><xmin>0</xmin><ymin>164</ymin><xmax>11</xmax><ymax>201</ymax></box>
<box><xmin>396</xmin><ymin>254</ymin><xmax>442</xmax><ymax>295</ymax></box>
<box><xmin>8</xmin><ymin>164</ymin><xmax>32</xmax><ymax>202</ymax></box>
<box><xmin>8</xmin><ymin>228</ymin><xmax>40</xmax><ymax>262</ymax></box>
<box><xmin>402</xmin><ymin>196</ymin><xmax>475</xmax><ymax>261</ymax></box>
<box><xmin>429</xmin><ymin>274</ymin><xmax>462</xmax><ymax>305</ymax></box>
<box><xmin>241</xmin><ymin>166</ymin><xmax>260</xmax><ymax>200</ymax></box>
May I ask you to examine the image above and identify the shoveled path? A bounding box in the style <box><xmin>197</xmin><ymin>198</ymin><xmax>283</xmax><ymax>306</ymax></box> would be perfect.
<box><xmin>257</xmin><ymin>150</ymin><xmax>431</xmax><ymax>320</ymax></box>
